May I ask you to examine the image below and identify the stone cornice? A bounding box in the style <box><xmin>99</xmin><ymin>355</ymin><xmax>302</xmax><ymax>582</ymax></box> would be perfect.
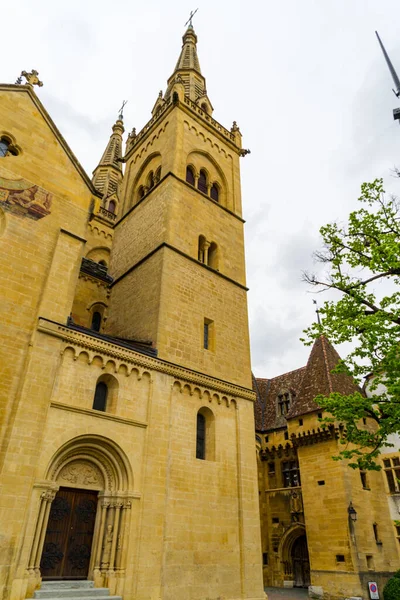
<box><xmin>110</xmin><ymin>241</ymin><xmax>248</xmax><ymax>291</ymax></box>
<box><xmin>38</xmin><ymin>318</ymin><xmax>255</xmax><ymax>402</ymax></box>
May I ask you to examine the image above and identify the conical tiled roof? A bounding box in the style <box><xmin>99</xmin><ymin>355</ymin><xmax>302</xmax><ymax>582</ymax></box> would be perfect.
<box><xmin>286</xmin><ymin>336</ymin><xmax>360</xmax><ymax>419</ymax></box>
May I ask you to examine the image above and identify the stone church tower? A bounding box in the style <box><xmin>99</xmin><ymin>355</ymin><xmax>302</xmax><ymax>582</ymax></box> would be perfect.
<box><xmin>0</xmin><ymin>25</ymin><xmax>264</xmax><ymax>600</ymax></box>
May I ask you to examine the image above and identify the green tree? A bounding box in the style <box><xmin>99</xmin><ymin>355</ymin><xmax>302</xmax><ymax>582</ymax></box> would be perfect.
<box><xmin>302</xmin><ymin>178</ymin><xmax>400</xmax><ymax>469</ymax></box>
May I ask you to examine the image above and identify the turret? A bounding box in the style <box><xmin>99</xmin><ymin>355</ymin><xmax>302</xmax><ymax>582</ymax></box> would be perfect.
<box><xmin>92</xmin><ymin>117</ymin><xmax>124</xmax><ymax>214</ymax></box>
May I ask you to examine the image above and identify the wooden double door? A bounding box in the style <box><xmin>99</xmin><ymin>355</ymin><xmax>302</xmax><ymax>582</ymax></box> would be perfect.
<box><xmin>292</xmin><ymin>535</ymin><xmax>311</xmax><ymax>588</ymax></box>
<box><xmin>40</xmin><ymin>487</ymin><xmax>98</xmax><ymax>580</ymax></box>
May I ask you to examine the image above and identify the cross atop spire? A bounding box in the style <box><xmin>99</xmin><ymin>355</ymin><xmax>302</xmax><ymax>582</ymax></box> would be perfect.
<box><xmin>184</xmin><ymin>8</ymin><xmax>198</xmax><ymax>29</ymax></box>
<box><xmin>376</xmin><ymin>31</ymin><xmax>400</xmax><ymax>98</ymax></box>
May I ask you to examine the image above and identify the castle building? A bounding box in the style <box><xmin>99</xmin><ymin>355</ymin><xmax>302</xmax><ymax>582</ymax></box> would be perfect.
<box><xmin>254</xmin><ymin>336</ymin><xmax>399</xmax><ymax>598</ymax></box>
<box><xmin>0</xmin><ymin>26</ymin><xmax>264</xmax><ymax>600</ymax></box>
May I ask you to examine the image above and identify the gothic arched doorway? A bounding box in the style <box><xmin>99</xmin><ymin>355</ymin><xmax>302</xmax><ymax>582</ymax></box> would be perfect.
<box><xmin>291</xmin><ymin>535</ymin><xmax>310</xmax><ymax>588</ymax></box>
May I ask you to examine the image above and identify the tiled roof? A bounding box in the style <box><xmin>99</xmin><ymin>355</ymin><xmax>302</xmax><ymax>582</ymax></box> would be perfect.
<box><xmin>254</xmin><ymin>336</ymin><xmax>361</xmax><ymax>430</ymax></box>
<box><xmin>286</xmin><ymin>336</ymin><xmax>359</xmax><ymax>419</ymax></box>
<box><xmin>253</xmin><ymin>367</ymin><xmax>306</xmax><ymax>431</ymax></box>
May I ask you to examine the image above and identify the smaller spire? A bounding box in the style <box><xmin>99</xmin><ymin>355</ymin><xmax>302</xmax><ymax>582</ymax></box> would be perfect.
<box><xmin>92</xmin><ymin>117</ymin><xmax>124</xmax><ymax>199</ymax></box>
<box><xmin>376</xmin><ymin>31</ymin><xmax>400</xmax><ymax>97</ymax></box>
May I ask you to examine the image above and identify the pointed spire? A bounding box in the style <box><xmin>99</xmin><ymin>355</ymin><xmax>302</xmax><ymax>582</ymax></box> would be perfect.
<box><xmin>164</xmin><ymin>26</ymin><xmax>212</xmax><ymax>110</ymax></box>
<box><xmin>376</xmin><ymin>31</ymin><xmax>400</xmax><ymax>98</ymax></box>
<box><xmin>92</xmin><ymin>118</ymin><xmax>124</xmax><ymax>199</ymax></box>
<box><xmin>286</xmin><ymin>336</ymin><xmax>359</xmax><ymax>419</ymax></box>
<box><xmin>174</xmin><ymin>26</ymin><xmax>202</xmax><ymax>73</ymax></box>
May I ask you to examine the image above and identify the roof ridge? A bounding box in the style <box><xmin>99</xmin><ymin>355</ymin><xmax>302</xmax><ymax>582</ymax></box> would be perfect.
<box><xmin>321</xmin><ymin>335</ymin><xmax>334</xmax><ymax>394</ymax></box>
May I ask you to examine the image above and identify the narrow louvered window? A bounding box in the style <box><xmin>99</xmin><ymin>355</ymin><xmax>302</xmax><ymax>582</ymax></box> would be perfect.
<box><xmin>186</xmin><ymin>166</ymin><xmax>195</xmax><ymax>185</ymax></box>
<box><xmin>198</xmin><ymin>169</ymin><xmax>207</xmax><ymax>194</ymax></box>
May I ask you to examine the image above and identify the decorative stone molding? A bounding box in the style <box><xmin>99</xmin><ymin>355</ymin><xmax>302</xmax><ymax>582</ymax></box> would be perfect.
<box><xmin>183</xmin><ymin>120</ymin><xmax>233</xmax><ymax>159</ymax></box>
<box><xmin>38</xmin><ymin>318</ymin><xmax>255</xmax><ymax>402</ymax></box>
<box><xmin>132</xmin><ymin>122</ymin><xmax>170</xmax><ymax>164</ymax></box>
<box><xmin>50</xmin><ymin>400</ymin><xmax>147</xmax><ymax>428</ymax></box>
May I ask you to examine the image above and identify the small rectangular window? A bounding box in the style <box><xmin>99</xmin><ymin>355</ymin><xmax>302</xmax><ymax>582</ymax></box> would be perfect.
<box><xmin>362</xmin><ymin>417</ymin><xmax>367</xmax><ymax>425</ymax></box>
<box><xmin>366</xmin><ymin>555</ymin><xmax>374</xmax><ymax>570</ymax></box>
<box><xmin>262</xmin><ymin>552</ymin><xmax>268</xmax><ymax>565</ymax></box>
<box><xmin>396</xmin><ymin>525</ymin><xmax>400</xmax><ymax>537</ymax></box>
<box><xmin>373</xmin><ymin>523</ymin><xmax>382</xmax><ymax>544</ymax></box>
<box><xmin>272</xmin><ymin>517</ymin><xmax>279</xmax><ymax>524</ymax></box>
<box><xmin>383</xmin><ymin>459</ymin><xmax>391</xmax><ymax>468</ymax></box>
<box><xmin>284</xmin><ymin>431</ymin><xmax>289</xmax><ymax>440</ymax></box>
<box><xmin>298</xmin><ymin>419</ymin><xmax>303</xmax><ymax>426</ymax></box>
<box><xmin>393</xmin><ymin>457</ymin><xmax>400</xmax><ymax>467</ymax></box>
<box><xmin>203</xmin><ymin>318</ymin><xmax>214</xmax><ymax>350</ymax></box>
<box><xmin>265</xmin><ymin>435</ymin><xmax>269</xmax><ymax>443</ymax></box>
<box><xmin>360</xmin><ymin>471</ymin><xmax>368</xmax><ymax>489</ymax></box>
<box><xmin>318</xmin><ymin>480</ymin><xmax>325</xmax><ymax>486</ymax></box>
<box><xmin>318</xmin><ymin>412</ymin><xmax>323</xmax><ymax>419</ymax></box>
<box><xmin>336</xmin><ymin>554</ymin><xmax>345</xmax><ymax>562</ymax></box>
<box><xmin>386</xmin><ymin>470</ymin><xmax>396</xmax><ymax>493</ymax></box>
<box><xmin>204</xmin><ymin>322</ymin><xmax>209</xmax><ymax>349</ymax></box>
<box><xmin>268</xmin><ymin>462</ymin><xmax>275</xmax><ymax>474</ymax></box>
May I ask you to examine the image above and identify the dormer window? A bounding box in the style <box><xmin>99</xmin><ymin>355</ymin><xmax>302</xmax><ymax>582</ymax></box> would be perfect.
<box><xmin>277</xmin><ymin>391</ymin><xmax>292</xmax><ymax>416</ymax></box>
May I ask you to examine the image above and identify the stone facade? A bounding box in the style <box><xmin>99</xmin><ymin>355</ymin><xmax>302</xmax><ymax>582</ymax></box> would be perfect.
<box><xmin>0</xmin><ymin>30</ymin><xmax>264</xmax><ymax>600</ymax></box>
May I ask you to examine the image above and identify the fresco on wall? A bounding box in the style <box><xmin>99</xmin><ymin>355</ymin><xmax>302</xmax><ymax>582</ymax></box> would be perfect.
<box><xmin>0</xmin><ymin>168</ymin><xmax>52</xmax><ymax>219</ymax></box>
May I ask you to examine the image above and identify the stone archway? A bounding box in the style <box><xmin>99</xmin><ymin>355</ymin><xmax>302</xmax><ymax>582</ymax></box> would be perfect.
<box><xmin>27</xmin><ymin>436</ymin><xmax>133</xmax><ymax>594</ymax></box>
<box><xmin>278</xmin><ymin>524</ymin><xmax>310</xmax><ymax>588</ymax></box>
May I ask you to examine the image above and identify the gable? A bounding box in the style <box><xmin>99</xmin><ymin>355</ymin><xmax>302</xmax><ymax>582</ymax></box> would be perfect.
<box><xmin>0</xmin><ymin>84</ymin><xmax>100</xmax><ymax>211</ymax></box>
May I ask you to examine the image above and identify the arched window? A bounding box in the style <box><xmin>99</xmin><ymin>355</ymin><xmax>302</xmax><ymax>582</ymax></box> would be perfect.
<box><xmin>93</xmin><ymin>381</ymin><xmax>108</xmax><ymax>411</ymax></box>
<box><xmin>91</xmin><ymin>311</ymin><xmax>102</xmax><ymax>332</ymax></box>
<box><xmin>198</xmin><ymin>235</ymin><xmax>206</xmax><ymax>263</ymax></box>
<box><xmin>108</xmin><ymin>200</ymin><xmax>116</xmax><ymax>214</ymax></box>
<box><xmin>196</xmin><ymin>407</ymin><xmax>215</xmax><ymax>460</ymax></box>
<box><xmin>210</xmin><ymin>183</ymin><xmax>219</xmax><ymax>202</ymax></box>
<box><xmin>198</xmin><ymin>169</ymin><xmax>208</xmax><ymax>194</ymax></box>
<box><xmin>138</xmin><ymin>186</ymin><xmax>145</xmax><ymax>200</ymax></box>
<box><xmin>196</xmin><ymin>412</ymin><xmax>206</xmax><ymax>459</ymax></box>
<box><xmin>186</xmin><ymin>166</ymin><xmax>195</xmax><ymax>186</ymax></box>
<box><xmin>208</xmin><ymin>242</ymin><xmax>218</xmax><ymax>270</ymax></box>
<box><xmin>155</xmin><ymin>166</ymin><xmax>162</xmax><ymax>183</ymax></box>
<box><xmin>147</xmin><ymin>171</ymin><xmax>155</xmax><ymax>189</ymax></box>
<box><xmin>201</xmin><ymin>102</ymin><xmax>208</xmax><ymax>114</ymax></box>
<box><xmin>0</xmin><ymin>138</ymin><xmax>9</xmax><ymax>157</ymax></box>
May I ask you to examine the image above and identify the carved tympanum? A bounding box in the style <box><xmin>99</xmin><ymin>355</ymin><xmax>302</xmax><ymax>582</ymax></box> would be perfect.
<box><xmin>58</xmin><ymin>461</ymin><xmax>103</xmax><ymax>488</ymax></box>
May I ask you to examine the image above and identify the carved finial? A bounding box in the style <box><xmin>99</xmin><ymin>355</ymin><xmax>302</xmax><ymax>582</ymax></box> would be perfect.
<box><xmin>131</xmin><ymin>127</ymin><xmax>136</xmax><ymax>138</ymax></box>
<box><xmin>21</xmin><ymin>70</ymin><xmax>43</xmax><ymax>87</ymax></box>
<box><xmin>231</xmin><ymin>121</ymin><xmax>239</xmax><ymax>132</ymax></box>
<box><xmin>15</xmin><ymin>76</ymin><xmax>22</xmax><ymax>85</ymax></box>
<box><xmin>158</xmin><ymin>90</ymin><xmax>163</xmax><ymax>98</ymax></box>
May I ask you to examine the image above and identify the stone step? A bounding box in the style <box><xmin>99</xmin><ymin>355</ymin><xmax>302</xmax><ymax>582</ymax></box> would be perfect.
<box><xmin>40</xmin><ymin>582</ymin><xmax>95</xmax><ymax>589</ymax></box>
<box><xmin>34</xmin><ymin>596</ymin><xmax>121</xmax><ymax>600</ymax></box>
<box><xmin>34</xmin><ymin>588</ymin><xmax>110</xmax><ymax>599</ymax></box>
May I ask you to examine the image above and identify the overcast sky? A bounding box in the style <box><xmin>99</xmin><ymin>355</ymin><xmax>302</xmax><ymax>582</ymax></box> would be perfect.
<box><xmin>3</xmin><ymin>0</ymin><xmax>400</xmax><ymax>377</ymax></box>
